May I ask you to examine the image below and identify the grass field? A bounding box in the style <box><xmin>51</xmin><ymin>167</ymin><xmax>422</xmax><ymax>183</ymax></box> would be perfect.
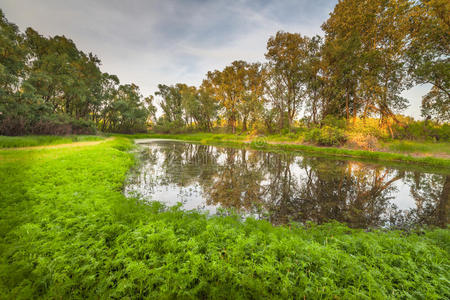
<box><xmin>384</xmin><ymin>140</ymin><xmax>450</xmax><ymax>155</ymax></box>
<box><xmin>0</xmin><ymin>135</ymin><xmax>105</xmax><ymax>148</ymax></box>
<box><xmin>0</xmin><ymin>137</ymin><xmax>448</xmax><ymax>298</ymax></box>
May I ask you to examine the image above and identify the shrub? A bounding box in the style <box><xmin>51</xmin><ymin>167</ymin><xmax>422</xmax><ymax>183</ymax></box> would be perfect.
<box><xmin>392</xmin><ymin>121</ymin><xmax>450</xmax><ymax>141</ymax></box>
<box><xmin>346</xmin><ymin>133</ymin><xmax>379</xmax><ymax>150</ymax></box>
<box><xmin>321</xmin><ymin>115</ymin><xmax>347</xmax><ymax>129</ymax></box>
<box><xmin>153</xmin><ymin>118</ymin><xmax>187</xmax><ymax>134</ymax></box>
<box><xmin>304</xmin><ymin>127</ymin><xmax>321</xmax><ymax>144</ymax></box>
<box><xmin>305</xmin><ymin>126</ymin><xmax>347</xmax><ymax>146</ymax></box>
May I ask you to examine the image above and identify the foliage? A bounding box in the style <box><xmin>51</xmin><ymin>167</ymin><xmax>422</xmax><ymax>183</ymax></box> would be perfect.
<box><xmin>321</xmin><ymin>115</ymin><xmax>347</xmax><ymax>129</ymax></box>
<box><xmin>150</xmin><ymin>0</ymin><xmax>448</xmax><ymax>133</ymax></box>
<box><xmin>4</xmin><ymin>0</ymin><xmax>448</xmax><ymax>136</ymax></box>
<box><xmin>392</xmin><ymin>120</ymin><xmax>450</xmax><ymax>141</ymax></box>
<box><xmin>155</xmin><ymin>83</ymin><xmax>218</xmax><ymax>132</ymax></box>
<box><xmin>0</xmin><ymin>138</ymin><xmax>448</xmax><ymax>298</ymax></box>
<box><xmin>407</xmin><ymin>0</ymin><xmax>449</xmax><ymax>122</ymax></box>
<box><xmin>0</xmin><ymin>10</ymin><xmax>151</xmax><ymax>135</ymax></box>
<box><xmin>204</xmin><ymin>61</ymin><xmax>265</xmax><ymax>133</ymax></box>
<box><xmin>305</xmin><ymin>126</ymin><xmax>347</xmax><ymax>146</ymax></box>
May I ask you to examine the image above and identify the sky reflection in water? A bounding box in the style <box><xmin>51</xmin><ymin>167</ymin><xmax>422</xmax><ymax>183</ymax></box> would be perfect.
<box><xmin>125</xmin><ymin>141</ymin><xmax>449</xmax><ymax>229</ymax></box>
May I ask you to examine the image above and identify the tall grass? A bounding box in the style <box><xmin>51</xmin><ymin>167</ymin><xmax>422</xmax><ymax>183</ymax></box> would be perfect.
<box><xmin>0</xmin><ymin>138</ymin><xmax>448</xmax><ymax>298</ymax></box>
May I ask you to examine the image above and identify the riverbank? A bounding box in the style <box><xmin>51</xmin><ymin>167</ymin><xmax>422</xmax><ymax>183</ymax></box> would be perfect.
<box><xmin>0</xmin><ymin>135</ymin><xmax>105</xmax><ymax>148</ymax></box>
<box><xmin>114</xmin><ymin>133</ymin><xmax>450</xmax><ymax>170</ymax></box>
<box><xmin>0</xmin><ymin>137</ymin><xmax>448</xmax><ymax>298</ymax></box>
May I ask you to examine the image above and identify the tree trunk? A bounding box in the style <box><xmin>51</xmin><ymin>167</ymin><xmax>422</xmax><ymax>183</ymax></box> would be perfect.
<box><xmin>345</xmin><ymin>89</ymin><xmax>349</xmax><ymax>122</ymax></box>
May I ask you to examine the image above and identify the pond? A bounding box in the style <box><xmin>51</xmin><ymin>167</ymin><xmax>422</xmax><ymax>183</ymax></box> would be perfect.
<box><xmin>125</xmin><ymin>140</ymin><xmax>449</xmax><ymax>229</ymax></box>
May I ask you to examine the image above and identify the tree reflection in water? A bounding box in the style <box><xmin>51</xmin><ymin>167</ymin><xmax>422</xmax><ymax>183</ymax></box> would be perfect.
<box><xmin>125</xmin><ymin>141</ymin><xmax>449</xmax><ymax>229</ymax></box>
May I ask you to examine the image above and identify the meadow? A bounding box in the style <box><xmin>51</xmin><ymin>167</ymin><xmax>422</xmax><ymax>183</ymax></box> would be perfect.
<box><xmin>0</xmin><ymin>137</ymin><xmax>448</xmax><ymax>298</ymax></box>
<box><xmin>0</xmin><ymin>135</ymin><xmax>105</xmax><ymax>148</ymax></box>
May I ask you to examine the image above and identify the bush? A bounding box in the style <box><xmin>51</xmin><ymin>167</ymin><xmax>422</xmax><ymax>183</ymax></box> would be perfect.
<box><xmin>153</xmin><ymin>118</ymin><xmax>192</xmax><ymax>134</ymax></box>
<box><xmin>346</xmin><ymin>133</ymin><xmax>379</xmax><ymax>150</ymax></box>
<box><xmin>305</xmin><ymin>126</ymin><xmax>347</xmax><ymax>146</ymax></box>
<box><xmin>0</xmin><ymin>113</ymin><xmax>96</xmax><ymax>136</ymax></box>
<box><xmin>393</xmin><ymin>121</ymin><xmax>450</xmax><ymax>141</ymax></box>
<box><xmin>321</xmin><ymin>115</ymin><xmax>347</xmax><ymax>129</ymax></box>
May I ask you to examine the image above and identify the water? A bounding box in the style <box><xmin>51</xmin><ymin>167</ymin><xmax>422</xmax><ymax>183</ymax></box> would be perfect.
<box><xmin>125</xmin><ymin>140</ymin><xmax>449</xmax><ymax>229</ymax></box>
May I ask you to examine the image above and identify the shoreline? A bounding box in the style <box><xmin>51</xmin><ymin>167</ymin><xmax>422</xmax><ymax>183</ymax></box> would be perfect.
<box><xmin>122</xmin><ymin>133</ymin><xmax>450</xmax><ymax>171</ymax></box>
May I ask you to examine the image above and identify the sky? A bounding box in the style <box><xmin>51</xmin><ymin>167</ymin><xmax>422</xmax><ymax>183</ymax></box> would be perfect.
<box><xmin>2</xmin><ymin>0</ymin><xmax>429</xmax><ymax>119</ymax></box>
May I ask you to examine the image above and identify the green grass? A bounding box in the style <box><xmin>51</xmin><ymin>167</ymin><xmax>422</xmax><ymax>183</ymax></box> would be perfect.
<box><xmin>385</xmin><ymin>140</ymin><xmax>450</xmax><ymax>155</ymax></box>
<box><xmin>0</xmin><ymin>137</ymin><xmax>448</xmax><ymax>298</ymax></box>
<box><xmin>116</xmin><ymin>133</ymin><xmax>450</xmax><ymax>170</ymax></box>
<box><xmin>0</xmin><ymin>135</ymin><xmax>105</xmax><ymax>148</ymax></box>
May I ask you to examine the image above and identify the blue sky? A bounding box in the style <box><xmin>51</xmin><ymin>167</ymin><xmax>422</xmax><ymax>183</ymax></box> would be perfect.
<box><xmin>2</xmin><ymin>0</ymin><xmax>428</xmax><ymax>118</ymax></box>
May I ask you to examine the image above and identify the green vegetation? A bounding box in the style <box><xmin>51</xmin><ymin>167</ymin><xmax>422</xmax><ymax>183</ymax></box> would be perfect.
<box><xmin>150</xmin><ymin>0</ymin><xmax>448</xmax><ymax>136</ymax></box>
<box><xmin>0</xmin><ymin>138</ymin><xmax>448</xmax><ymax>298</ymax></box>
<box><xmin>0</xmin><ymin>135</ymin><xmax>104</xmax><ymax>148</ymax></box>
<box><xmin>0</xmin><ymin>0</ymin><xmax>448</xmax><ymax>297</ymax></box>
<box><xmin>0</xmin><ymin>11</ymin><xmax>154</xmax><ymax>135</ymax></box>
<box><xmin>2</xmin><ymin>0</ymin><xmax>448</xmax><ymax>137</ymax></box>
<box><xmin>385</xmin><ymin>141</ymin><xmax>450</xmax><ymax>156</ymax></box>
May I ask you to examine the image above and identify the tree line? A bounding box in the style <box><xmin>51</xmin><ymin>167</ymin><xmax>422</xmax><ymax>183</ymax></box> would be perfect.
<box><xmin>1</xmin><ymin>0</ymin><xmax>448</xmax><ymax>136</ymax></box>
<box><xmin>155</xmin><ymin>0</ymin><xmax>449</xmax><ymax>134</ymax></box>
<box><xmin>0</xmin><ymin>10</ymin><xmax>156</xmax><ymax>135</ymax></box>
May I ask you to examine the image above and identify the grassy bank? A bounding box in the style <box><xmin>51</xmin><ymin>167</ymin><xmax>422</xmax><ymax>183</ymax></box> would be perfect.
<box><xmin>115</xmin><ymin>133</ymin><xmax>450</xmax><ymax>169</ymax></box>
<box><xmin>0</xmin><ymin>135</ymin><xmax>105</xmax><ymax>148</ymax></box>
<box><xmin>0</xmin><ymin>137</ymin><xmax>448</xmax><ymax>298</ymax></box>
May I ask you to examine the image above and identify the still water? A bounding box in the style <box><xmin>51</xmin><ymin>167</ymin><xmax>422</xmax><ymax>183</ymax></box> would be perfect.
<box><xmin>125</xmin><ymin>140</ymin><xmax>449</xmax><ymax>229</ymax></box>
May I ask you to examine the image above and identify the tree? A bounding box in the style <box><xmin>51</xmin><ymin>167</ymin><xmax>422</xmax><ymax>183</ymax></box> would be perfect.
<box><xmin>180</xmin><ymin>84</ymin><xmax>218</xmax><ymax>131</ymax></box>
<box><xmin>205</xmin><ymin>60</ymin><xmax>264</xmax><ymax>133</ymax></box>
<box><xmin>102</xmin><ymin>84</ymin><xmax>149</xmax><ymax>133</ymax></box>
<box><xmin>155</xmin><ymin>84</ymin><xmax>184</xmax><ymax>125</ymax></box>
<box><xmin>322</xmin><ymin>0</ymin><xmax>412</xmax><ymax>132</ymax></box>
<box><xmin>1</xmin><ymin>9</ymin><xmax>149</xmax><ymax>135</ymax></box>
<box><xmin>265</xmin><ymin>31</ymin><xmax>307</xmax><ymax>130</ymax></box>
<box><xmin>298</xmin><ymin>35</ymin><xmax>324</xmax><ymax>124</ymax></box>
<box><xmin>407</xmin><ymin>0</ymin><xmax>449</xmax><ymax>122</ymax></box>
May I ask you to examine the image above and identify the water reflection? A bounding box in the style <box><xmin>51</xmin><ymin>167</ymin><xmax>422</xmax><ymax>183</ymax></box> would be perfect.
<box><xmin>125</xmin><ymin>141</ymin><xmax>449</xmax><ymax>229</ymax></box>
